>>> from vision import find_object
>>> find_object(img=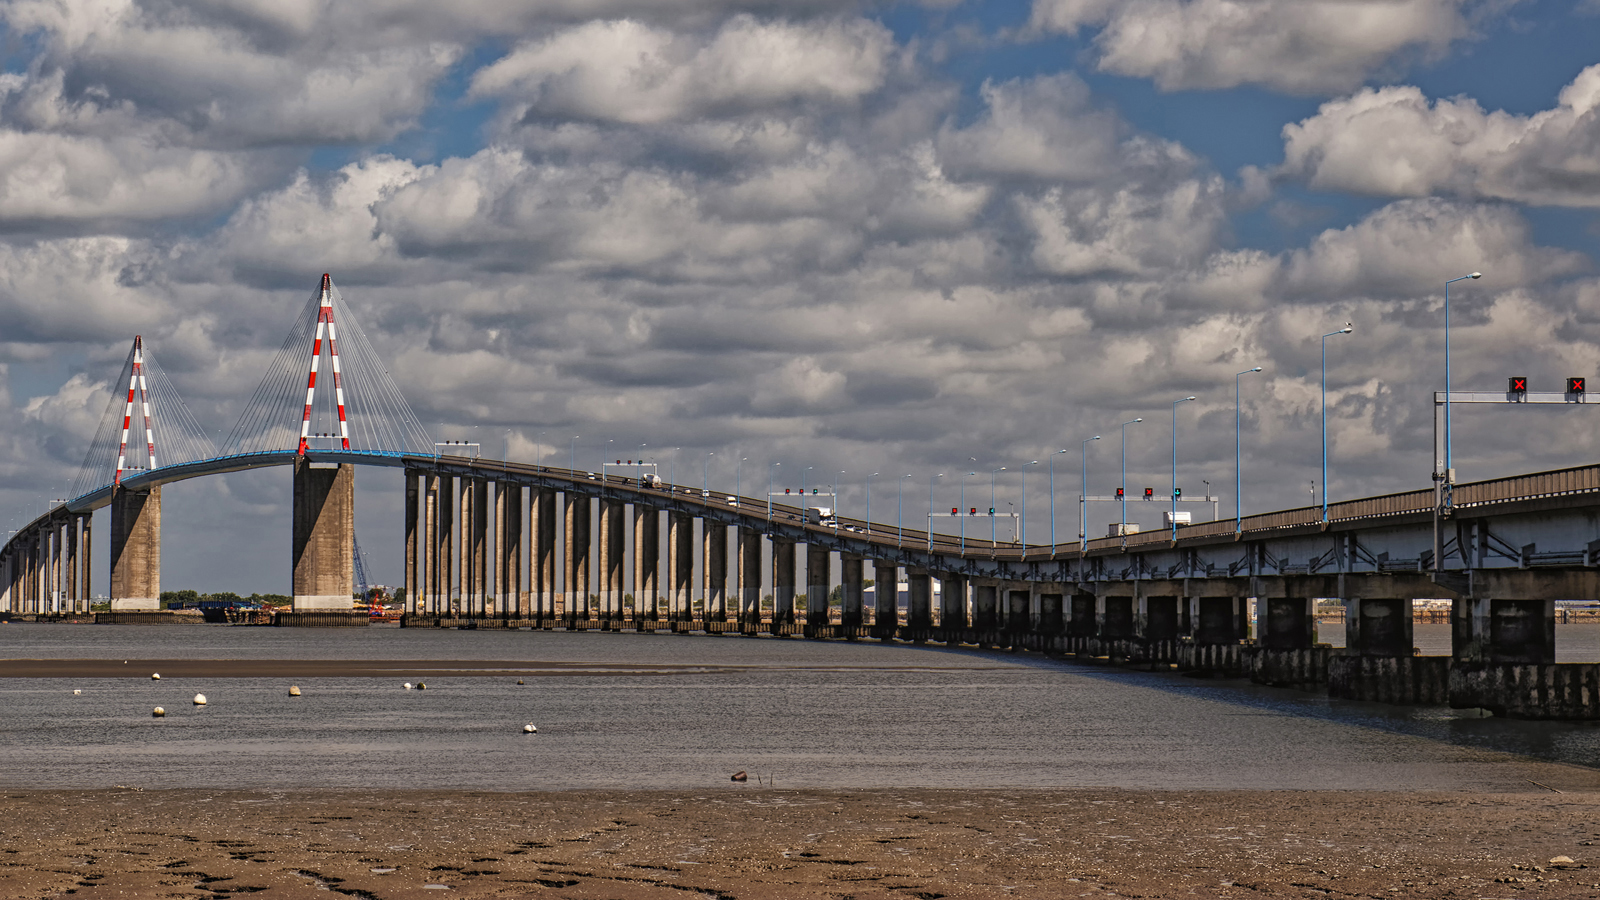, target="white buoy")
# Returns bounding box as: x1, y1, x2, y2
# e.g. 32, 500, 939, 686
523, 723, 537, 733
151, 673, 161, 680
72, 689, 82, 696
288, 685, 302, 696
193, 693, 207, 706
403, 682, 413, 690
152, 707, 166, 717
